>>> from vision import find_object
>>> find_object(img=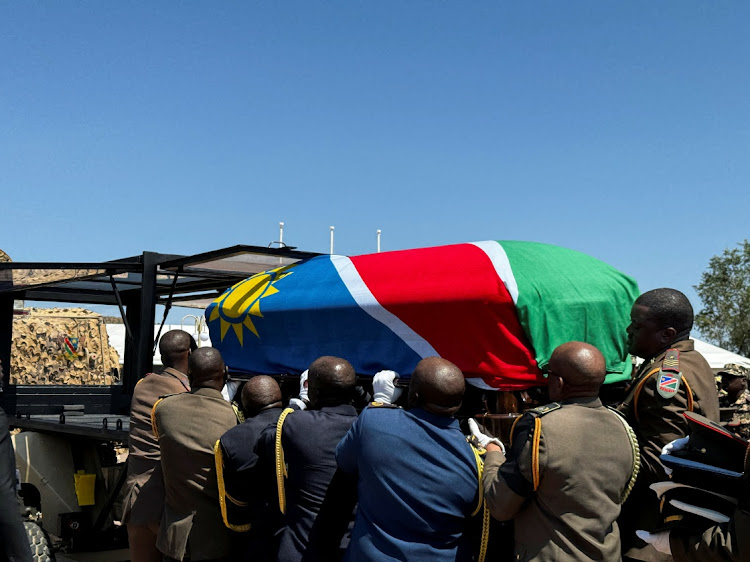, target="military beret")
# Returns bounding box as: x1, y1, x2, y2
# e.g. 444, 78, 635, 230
718, 363, 750, 379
